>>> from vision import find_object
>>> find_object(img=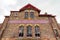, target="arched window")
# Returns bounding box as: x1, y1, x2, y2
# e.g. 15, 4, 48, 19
24, 12, 28, 19
54, 29, 59, 37
27, 25, 32, 37
30, 12, 34, 18
35, 25, 40, 37
19, 25, 24, 37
